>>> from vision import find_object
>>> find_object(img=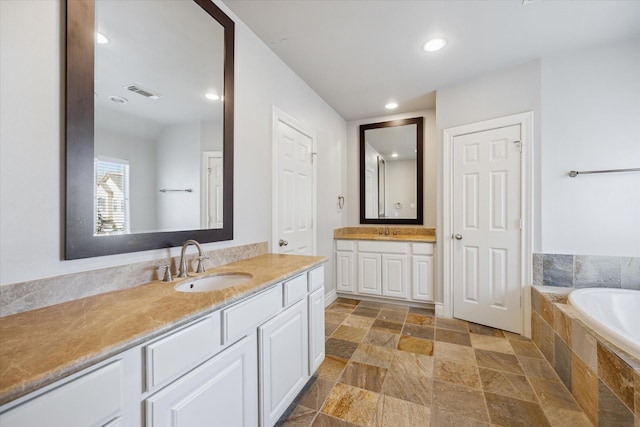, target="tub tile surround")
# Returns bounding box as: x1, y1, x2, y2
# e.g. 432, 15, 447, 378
0, 241, 268, 317
533, 253, 640, 289
531, 287, 640, 426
